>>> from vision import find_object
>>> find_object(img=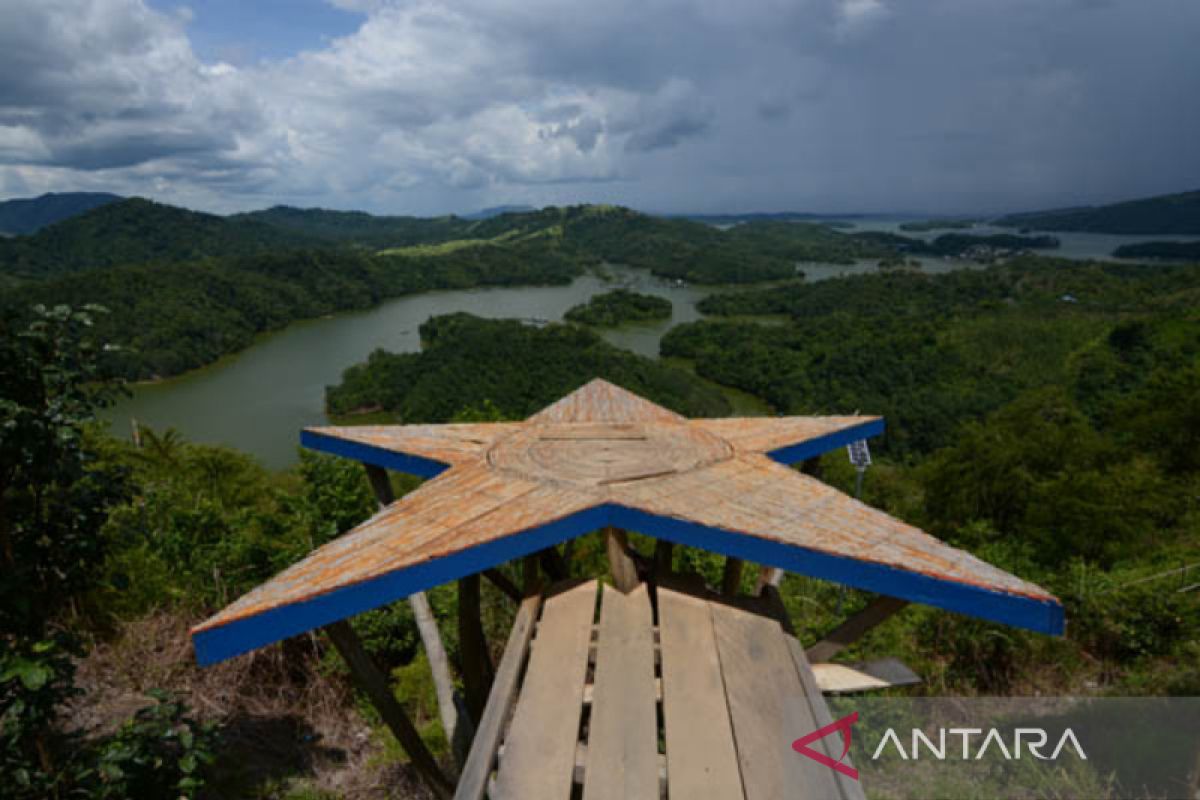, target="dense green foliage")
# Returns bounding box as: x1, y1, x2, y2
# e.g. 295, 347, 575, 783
671, 257, 1199, 457
0, 307, 219, 799
846, 230, 1059, 257
2, 201, 952, 383
0, 192, 122, 236
6, 246, 585, 379
564, 289, 672, 326
927, 232, 1059, 253
1113, 240, 1200, 260
996, 189, 1200, 234
0, 198, 321, 279
232, 205, 473, 249
327, 313, 730, 420
897, 219, 978, 232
